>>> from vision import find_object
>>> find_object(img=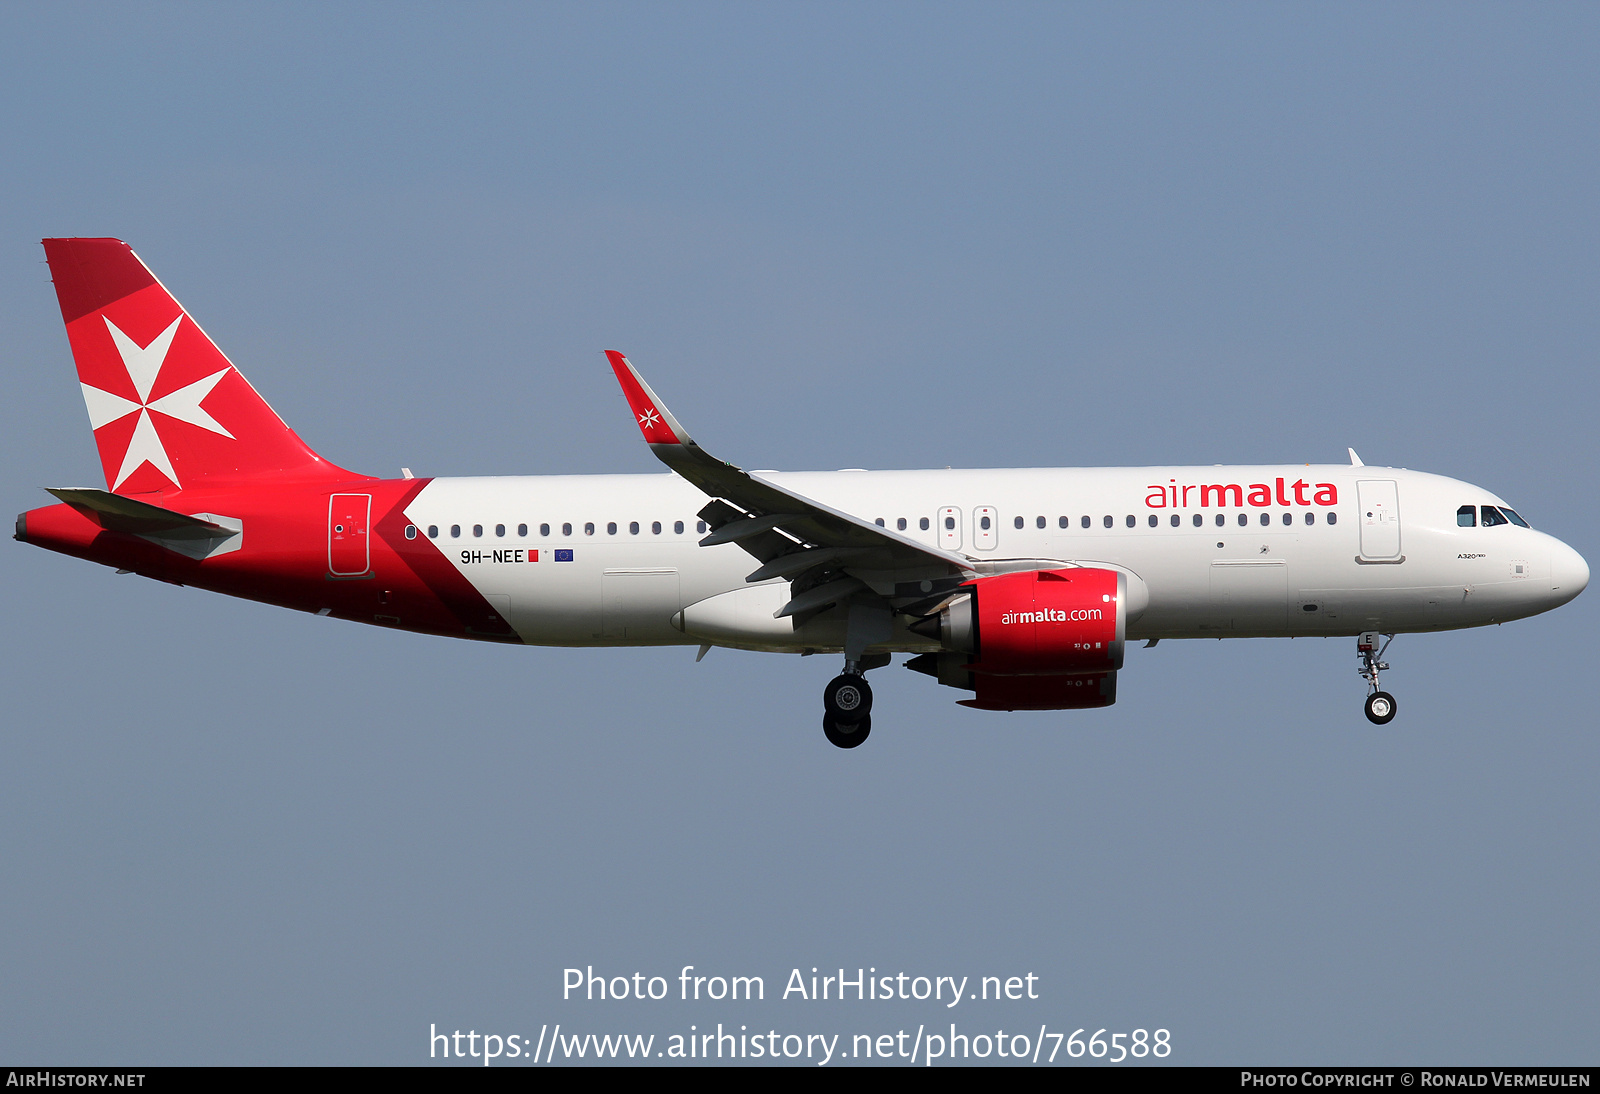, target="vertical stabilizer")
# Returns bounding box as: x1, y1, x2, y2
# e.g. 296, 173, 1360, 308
42, 238, 358, 494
